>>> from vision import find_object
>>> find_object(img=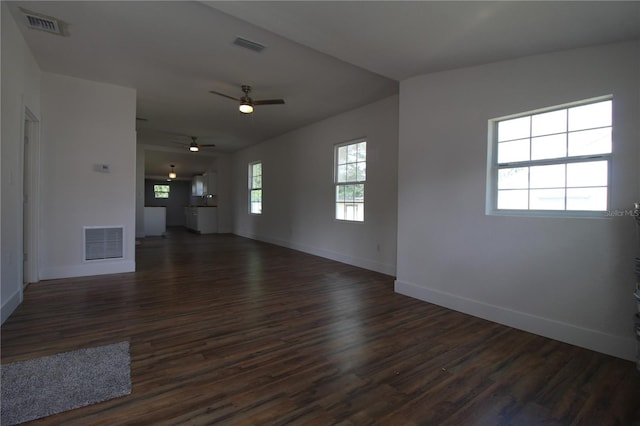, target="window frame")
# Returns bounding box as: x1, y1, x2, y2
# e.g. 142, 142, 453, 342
486, 96, 613, 218
154, 184, 170, 199
334, 139, 367, 223
248, 161, 262, 215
